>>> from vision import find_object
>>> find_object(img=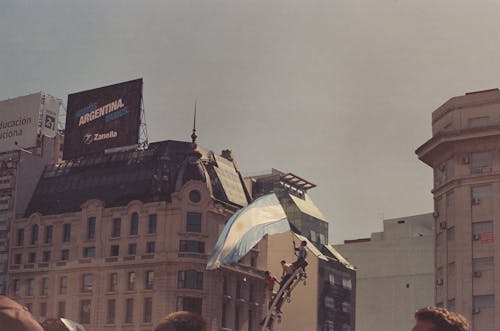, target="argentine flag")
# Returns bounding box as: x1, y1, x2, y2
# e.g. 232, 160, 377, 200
207, 193, 290, 270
